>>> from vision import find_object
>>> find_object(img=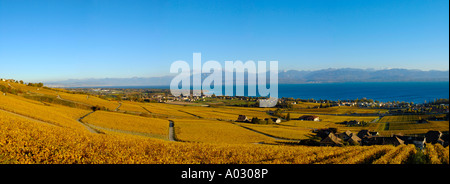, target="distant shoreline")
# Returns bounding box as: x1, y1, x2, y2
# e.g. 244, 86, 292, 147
61, 82, 449, 104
